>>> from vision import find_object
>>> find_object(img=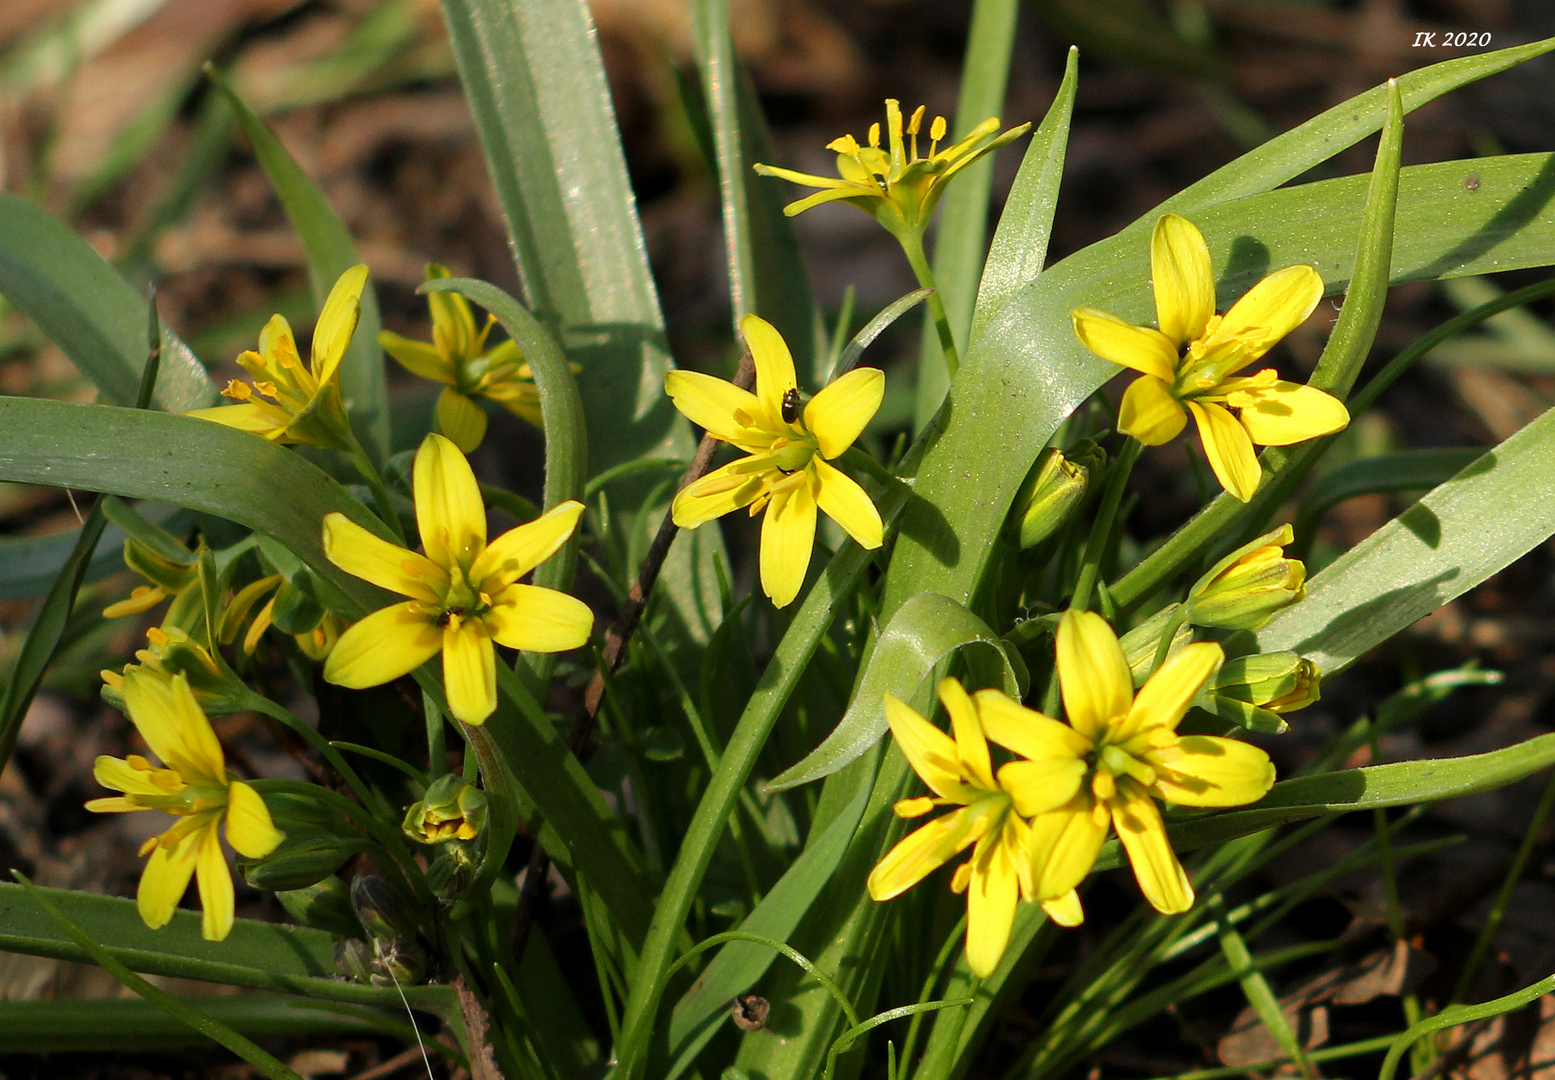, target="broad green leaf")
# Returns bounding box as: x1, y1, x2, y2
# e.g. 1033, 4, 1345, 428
663, 784, 872, 1079
0, 399, 651, 943
914, 0, 1023, 429
970, 45, 1079, 340
206, 67, 389, 463
1252, 402, 1555, 676
0, 881, 452, 1015
0, 194, 213, 411
688, 0, 816, 367
1292, 448, 1482, 553
0, 996, 391, 1052
436, 0, 723, 641
765, 592, 1023, 791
